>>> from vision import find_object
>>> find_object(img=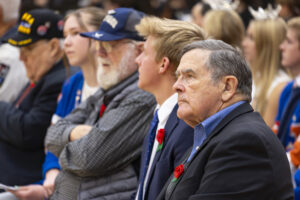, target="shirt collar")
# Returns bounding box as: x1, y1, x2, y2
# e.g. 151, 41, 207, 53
195, 101, 245, 139
156, 93, 177, 125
